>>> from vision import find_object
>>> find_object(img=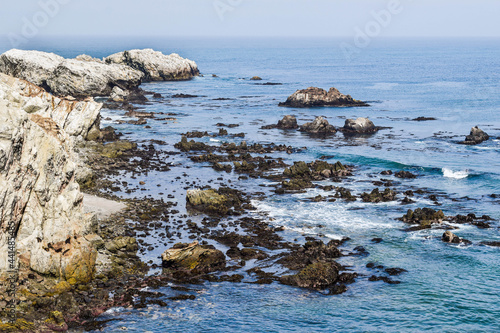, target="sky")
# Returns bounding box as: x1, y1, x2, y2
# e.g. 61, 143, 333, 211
1, 0, 500, 39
